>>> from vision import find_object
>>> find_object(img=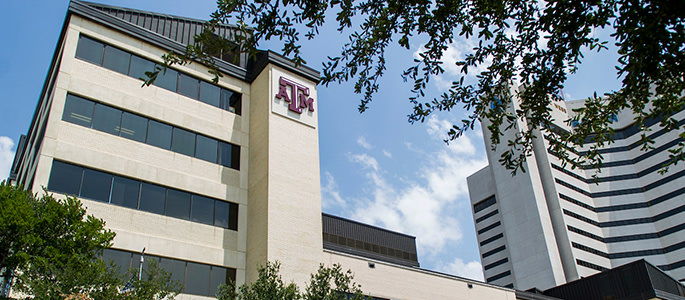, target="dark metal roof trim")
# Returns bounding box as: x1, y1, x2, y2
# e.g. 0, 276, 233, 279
247, 50, 320, 84
323, 243, 419, 267
322, 212, 417, 239
69, 1, 320, 84
69, 0, 248, 80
